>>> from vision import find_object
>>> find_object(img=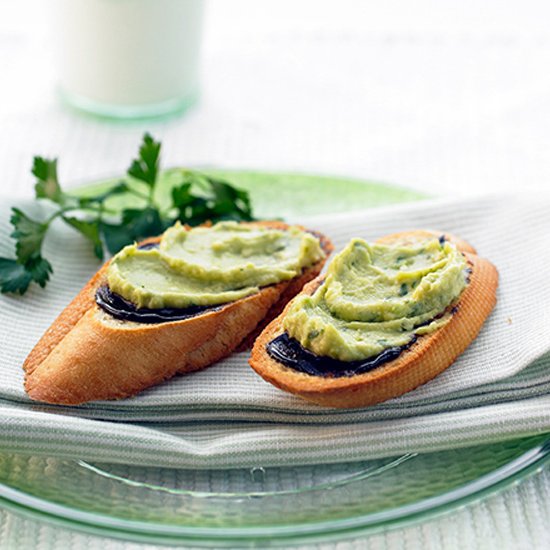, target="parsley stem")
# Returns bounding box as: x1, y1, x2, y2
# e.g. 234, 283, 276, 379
80, 205, 118, 216
45, 209, 68, 225
126, 186, 150, 202
45, 205, 115, 226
